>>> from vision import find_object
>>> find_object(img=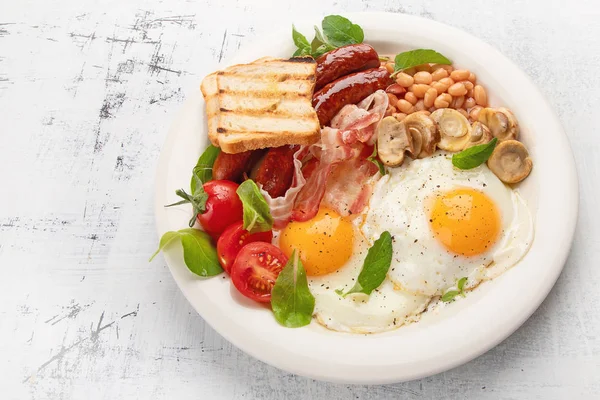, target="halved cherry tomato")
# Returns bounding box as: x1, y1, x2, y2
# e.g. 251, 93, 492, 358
230, 242, 288, 303
217, 222, 273, 274
197, 180, 243, 237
